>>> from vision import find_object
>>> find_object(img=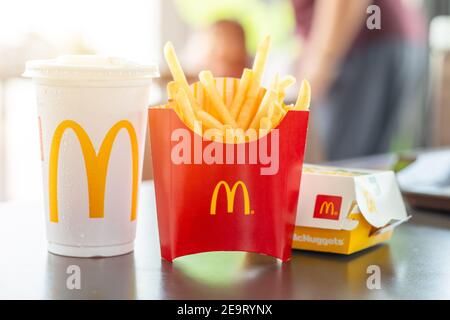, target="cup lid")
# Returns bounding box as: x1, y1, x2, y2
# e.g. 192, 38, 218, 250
23, 55, 159, 81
